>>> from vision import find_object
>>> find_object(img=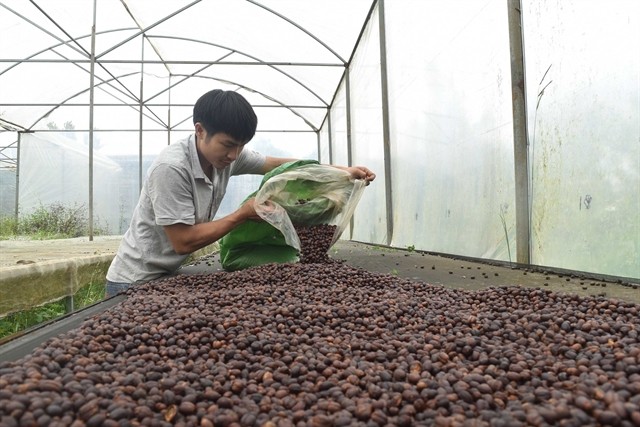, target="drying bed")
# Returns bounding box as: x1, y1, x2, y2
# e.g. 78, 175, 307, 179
1, 257, 639, 426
